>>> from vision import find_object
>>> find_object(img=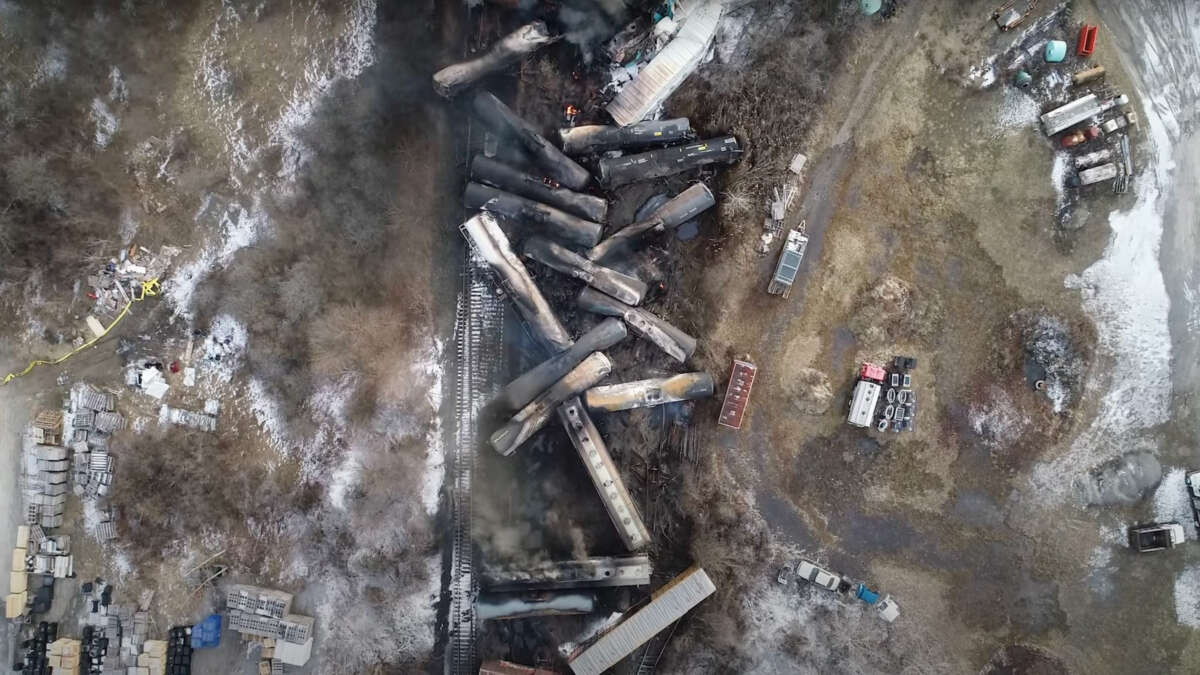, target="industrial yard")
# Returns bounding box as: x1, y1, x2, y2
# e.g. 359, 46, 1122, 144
1, 0, 1199, 674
